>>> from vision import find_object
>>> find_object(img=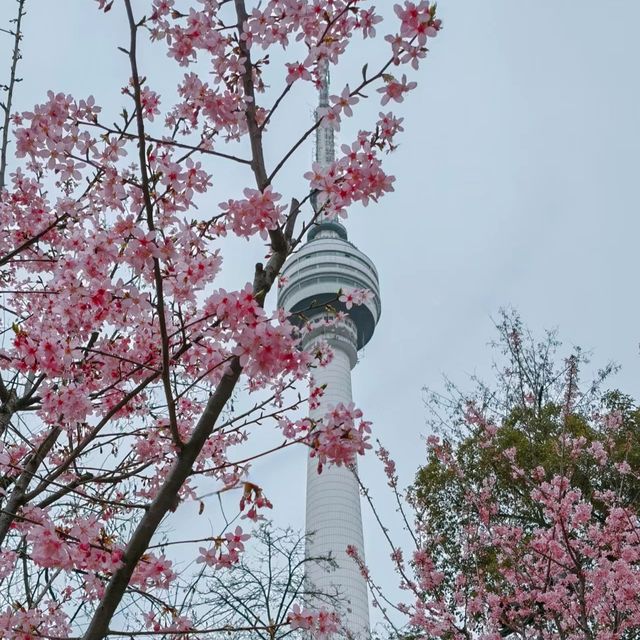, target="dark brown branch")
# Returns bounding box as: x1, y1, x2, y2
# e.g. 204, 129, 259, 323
122, 0, 183, 451
79, 121, 252, 166
259, 81, 294, 133
0, 425, 60, 548
81, 354, 243, 640
0, 0, 26, 191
